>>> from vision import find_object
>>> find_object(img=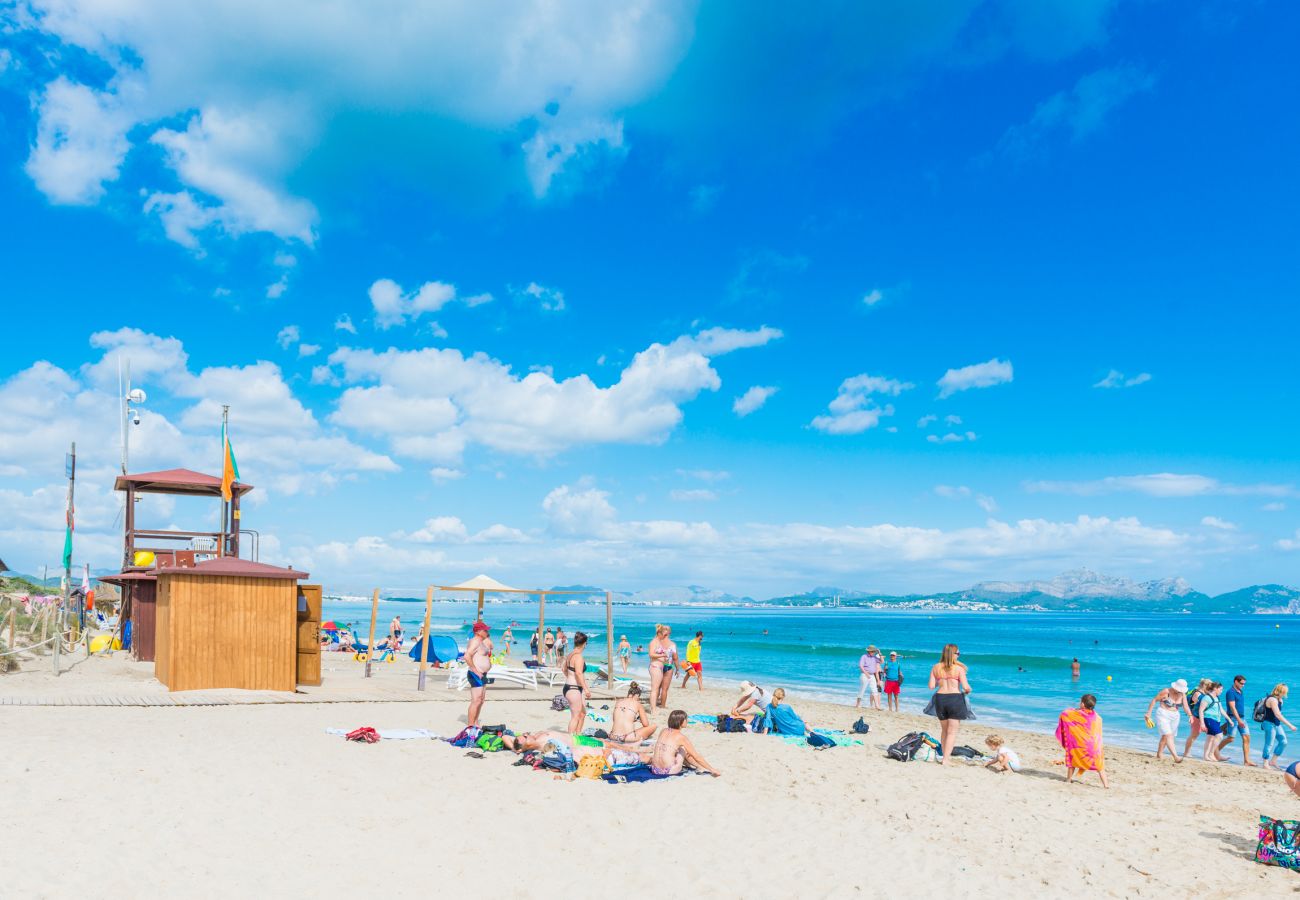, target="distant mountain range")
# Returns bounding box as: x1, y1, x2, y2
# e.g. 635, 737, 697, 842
769, 568, 1300, 613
